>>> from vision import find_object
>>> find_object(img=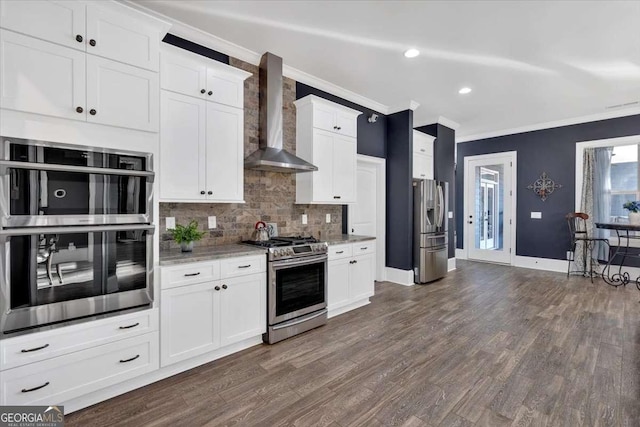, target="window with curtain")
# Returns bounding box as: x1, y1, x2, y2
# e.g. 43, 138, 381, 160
610, 144, 638, 220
